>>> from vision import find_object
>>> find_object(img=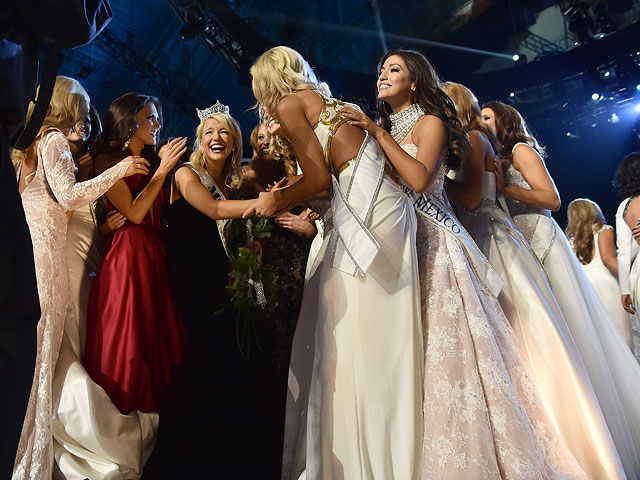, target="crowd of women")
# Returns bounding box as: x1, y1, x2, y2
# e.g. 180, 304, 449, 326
8, 44, 640, 479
